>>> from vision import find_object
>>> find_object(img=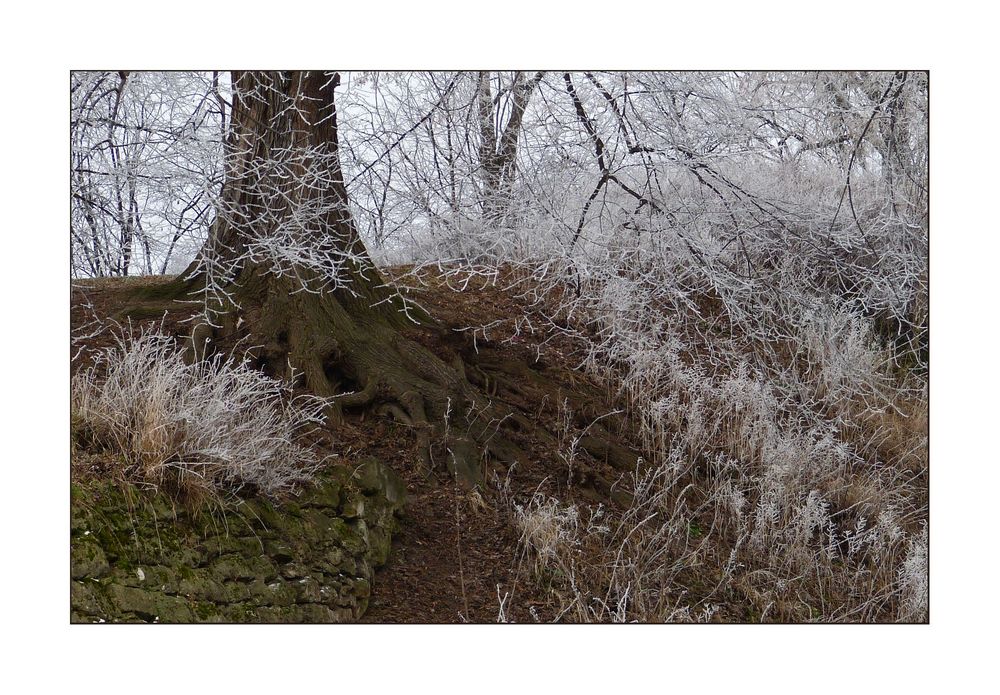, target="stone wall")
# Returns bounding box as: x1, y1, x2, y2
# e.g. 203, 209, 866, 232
70, 458, 405, 623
